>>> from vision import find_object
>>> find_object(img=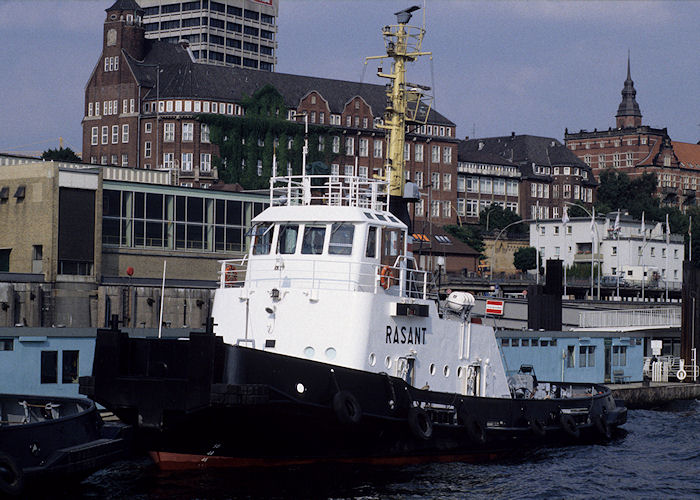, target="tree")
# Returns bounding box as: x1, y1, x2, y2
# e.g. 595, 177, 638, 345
41, 147, 81, 162
479, 206, 524, 235
513, 247, 537, 273
443, 224, 484, 254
